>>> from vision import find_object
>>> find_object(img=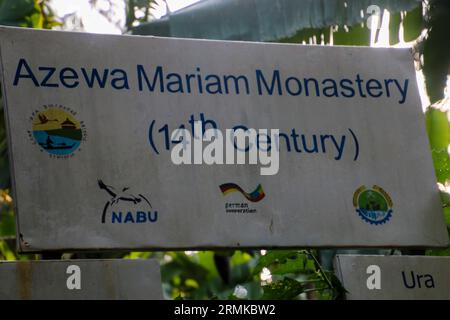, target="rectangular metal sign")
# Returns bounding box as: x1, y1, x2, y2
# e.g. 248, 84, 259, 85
0, 259, 163, 299
0, 27, 447, 251
334, 255, 450, 300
